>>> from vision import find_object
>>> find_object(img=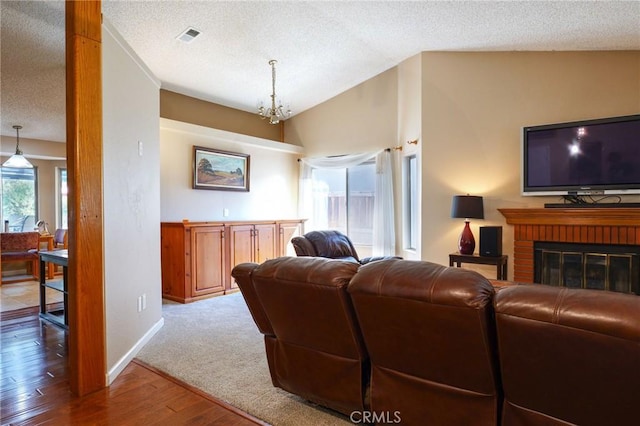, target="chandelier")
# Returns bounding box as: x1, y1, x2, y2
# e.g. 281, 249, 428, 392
3, 125, 33, 168
257, 60, 291, 125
